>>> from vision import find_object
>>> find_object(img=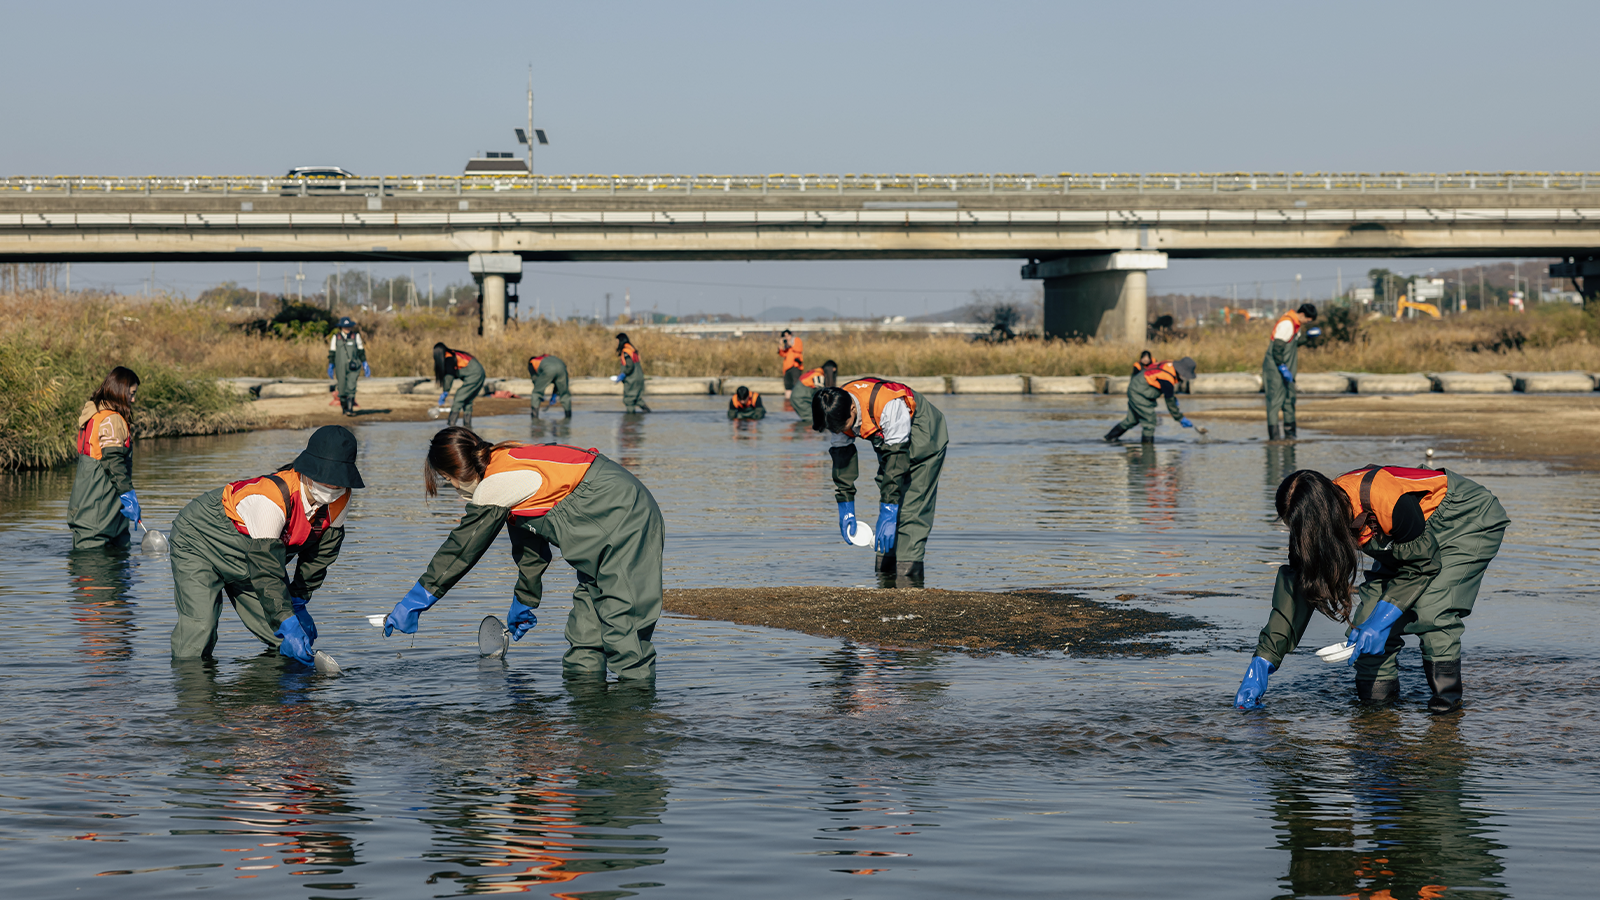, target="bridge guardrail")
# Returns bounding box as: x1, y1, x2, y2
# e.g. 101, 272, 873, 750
5, 172, 1600, 197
